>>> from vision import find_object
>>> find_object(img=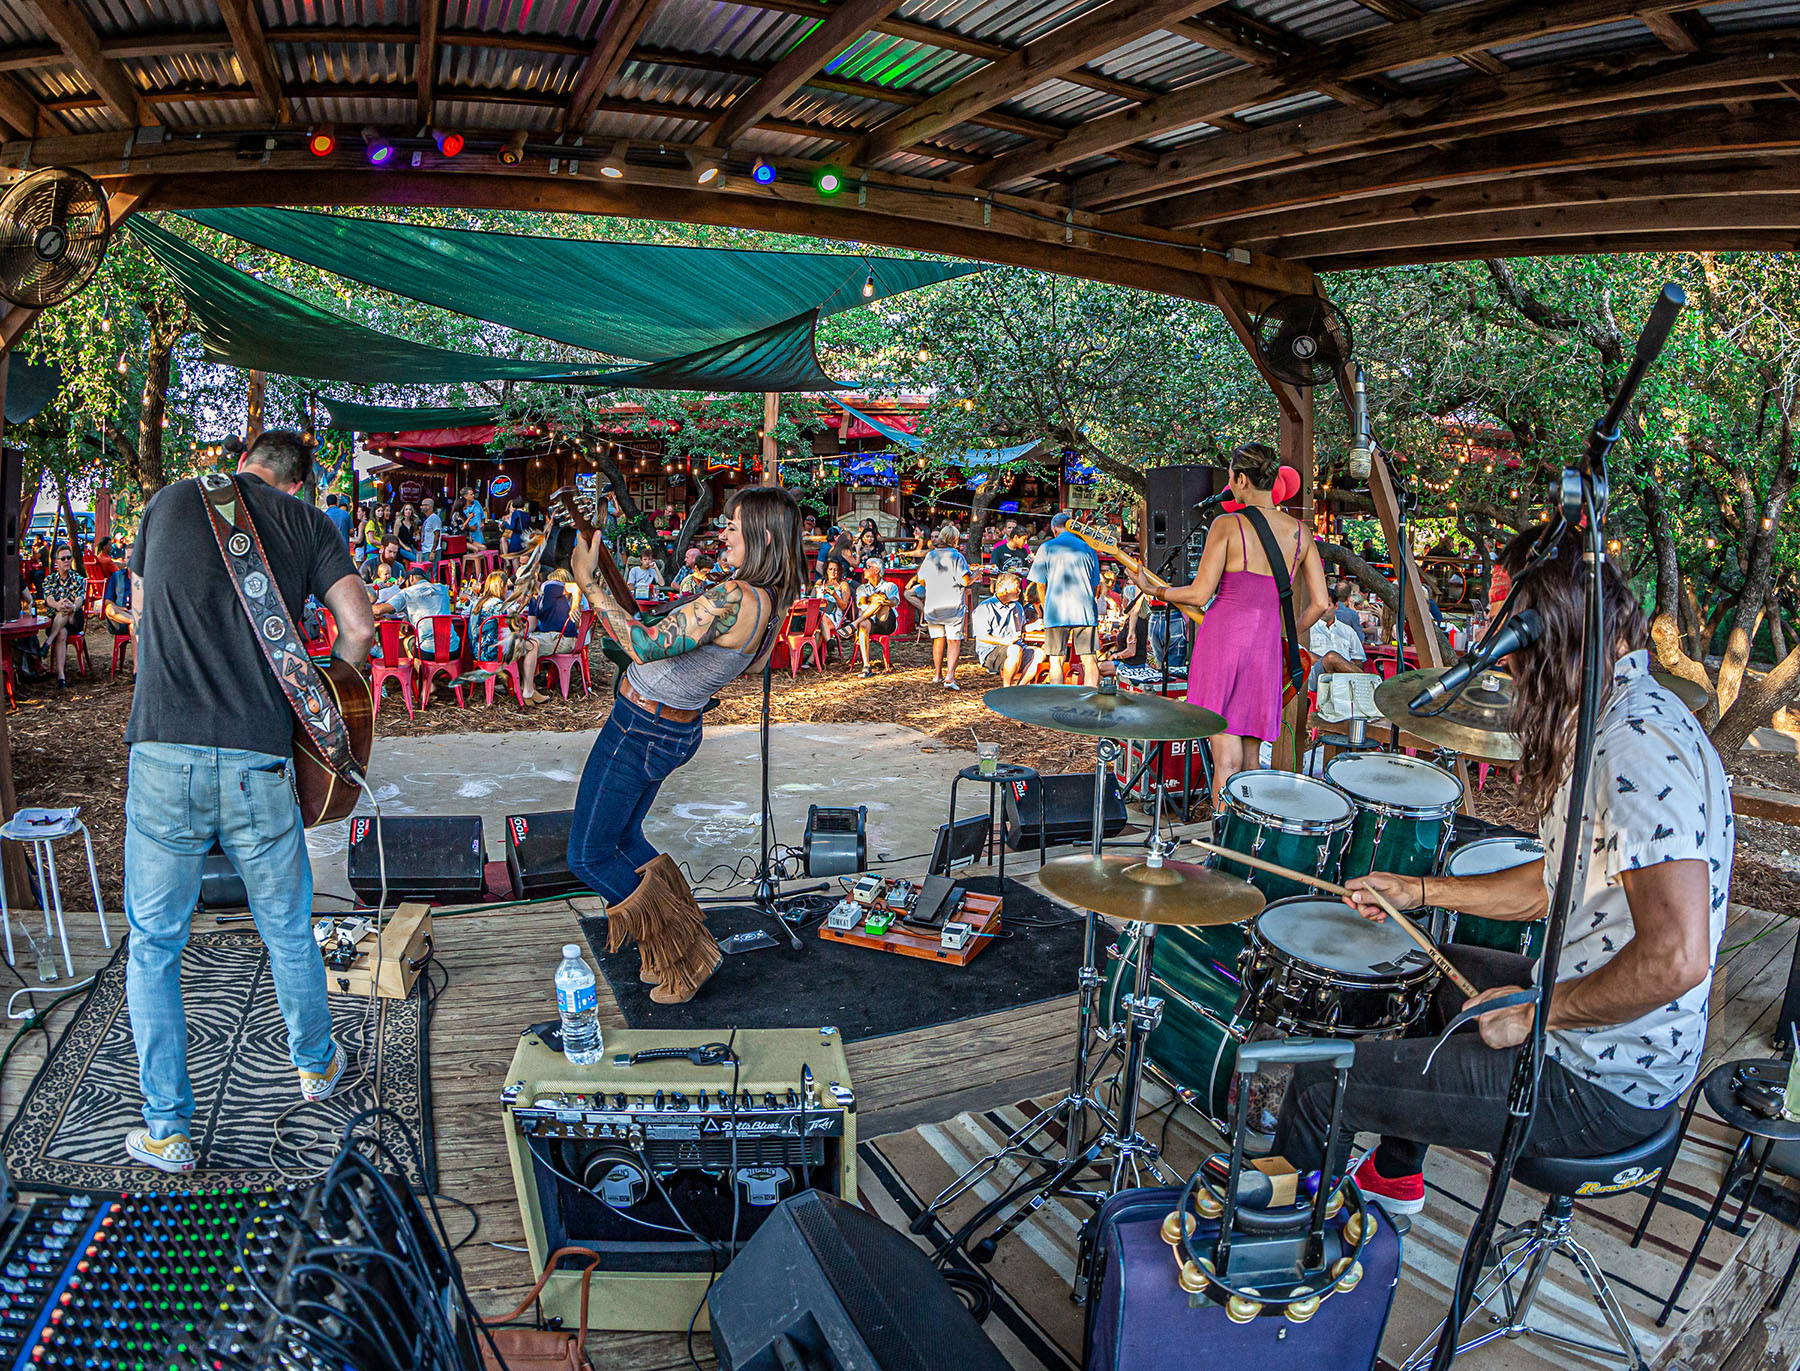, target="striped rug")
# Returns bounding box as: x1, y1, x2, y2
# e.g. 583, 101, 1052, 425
858, 1097, 1766, 1371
